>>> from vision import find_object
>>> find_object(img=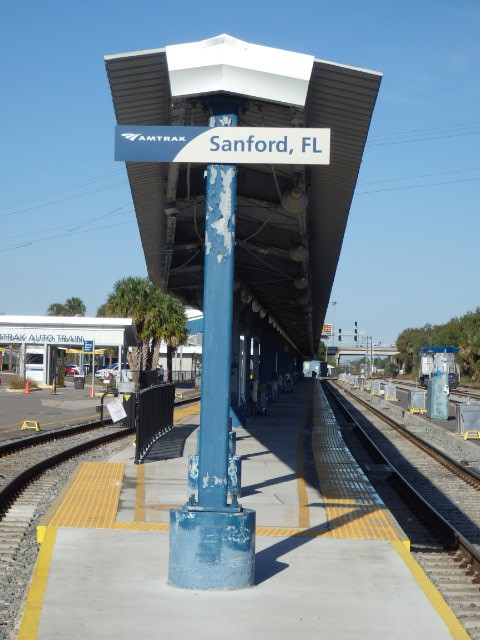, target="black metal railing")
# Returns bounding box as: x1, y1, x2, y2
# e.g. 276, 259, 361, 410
135, 383, 175, 464
139, 369, 161, 389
